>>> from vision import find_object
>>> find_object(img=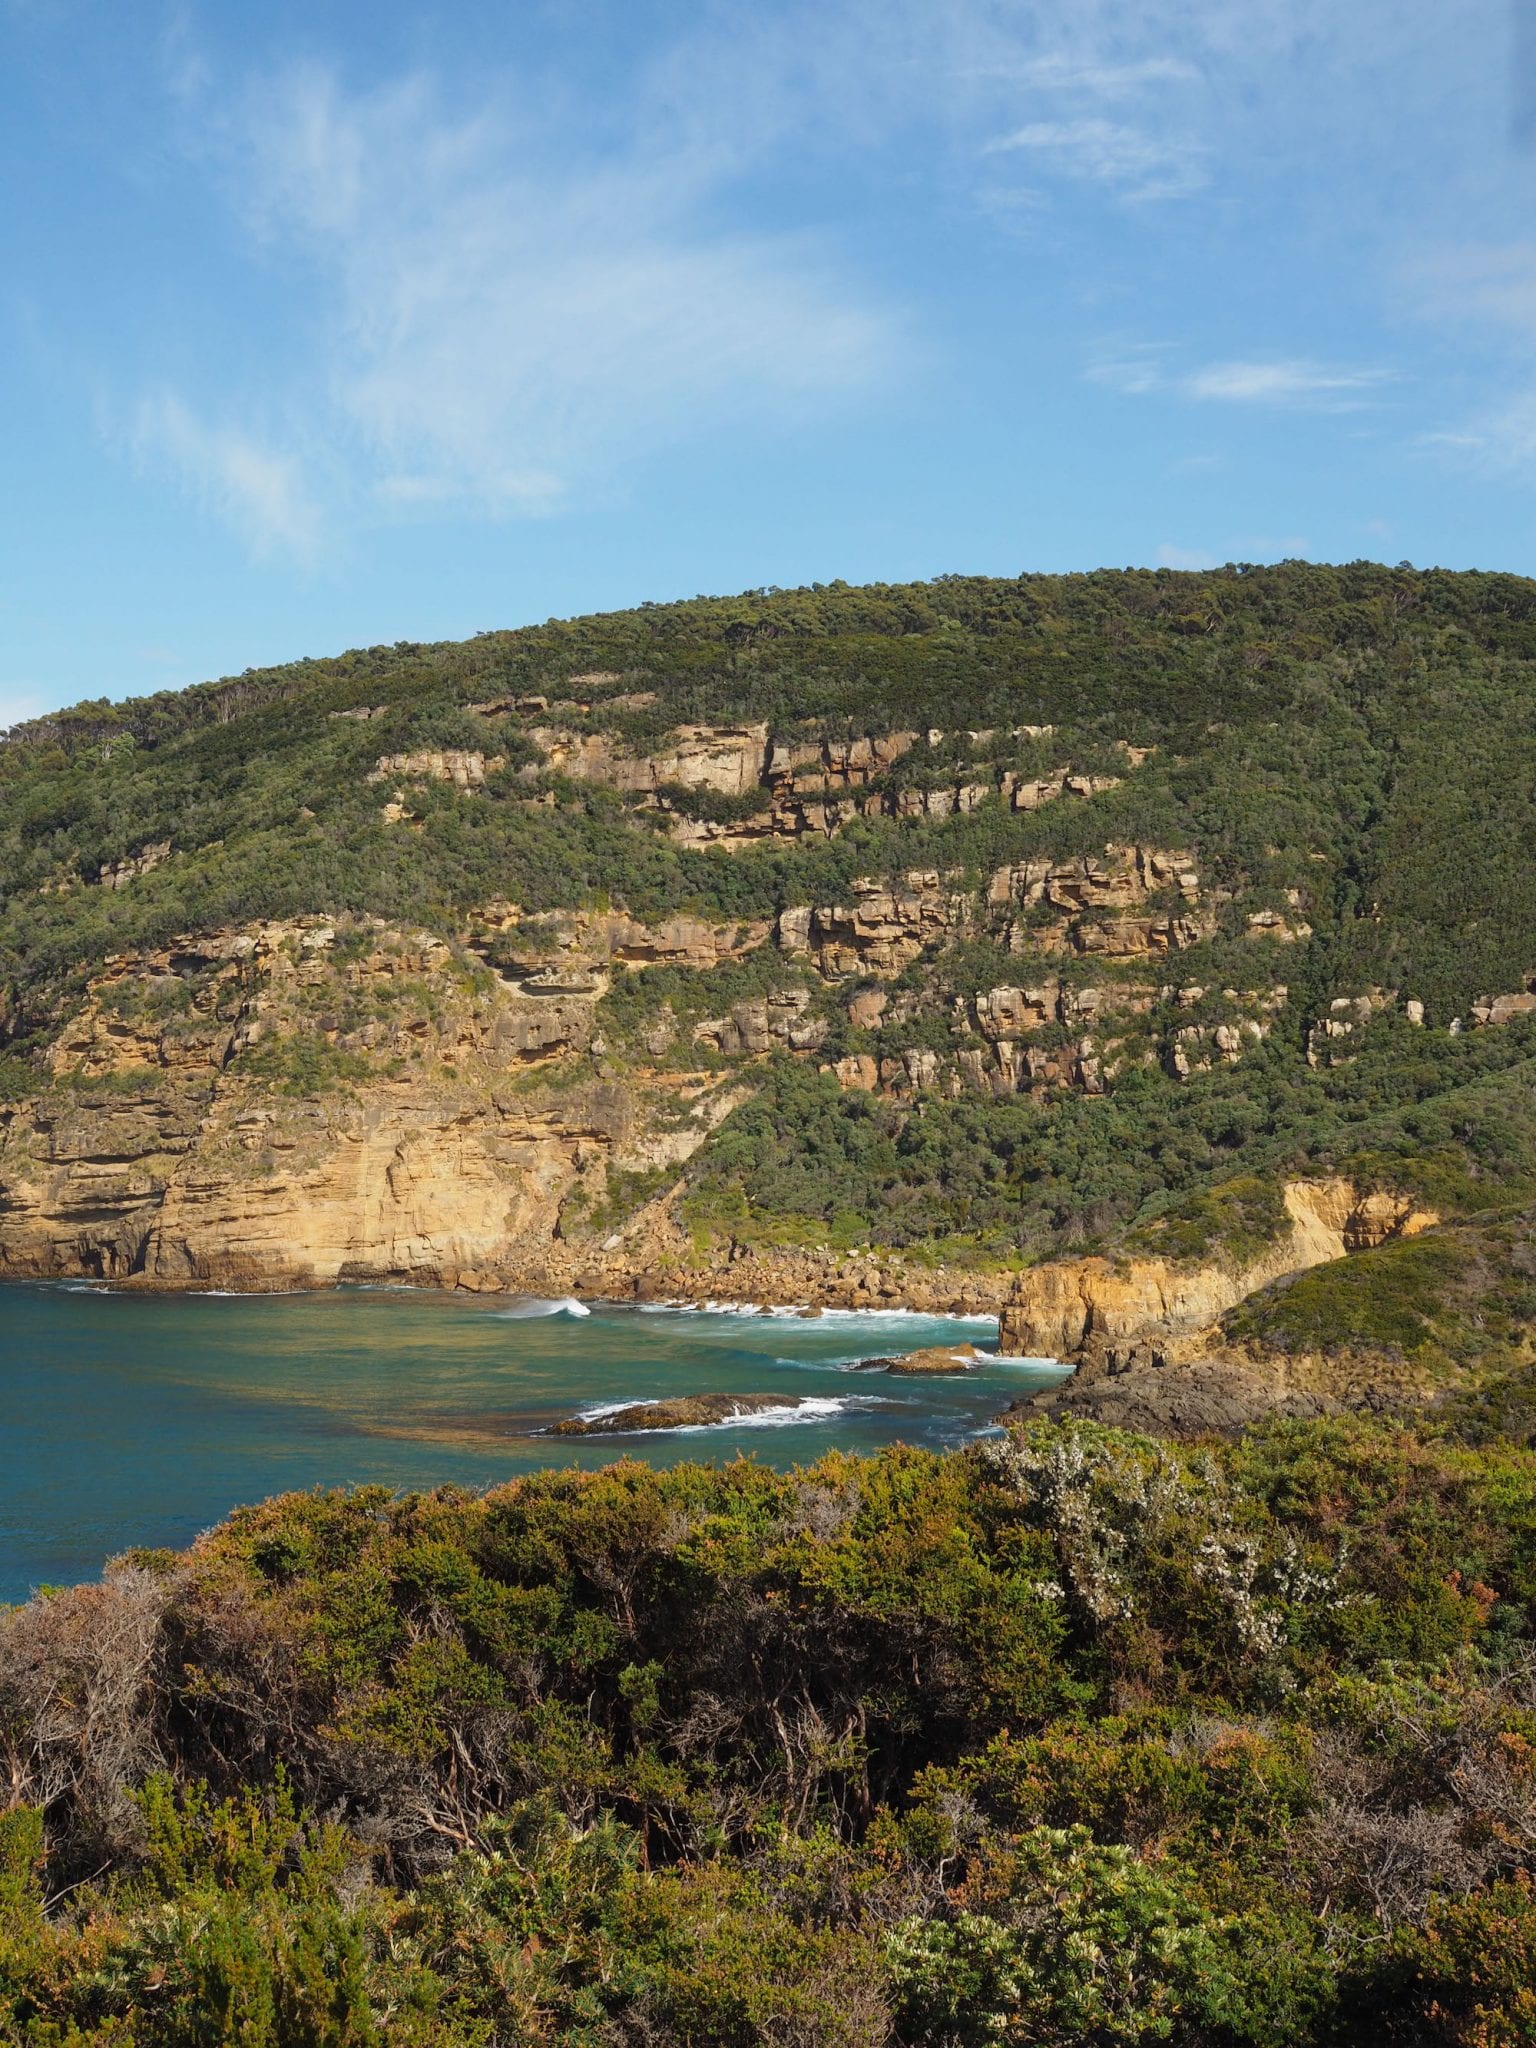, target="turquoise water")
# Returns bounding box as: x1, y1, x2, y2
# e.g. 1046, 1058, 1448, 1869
1, 1283, 1066, 1601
